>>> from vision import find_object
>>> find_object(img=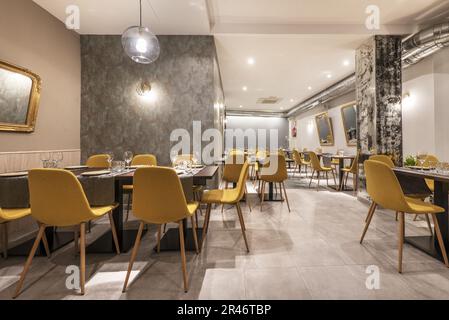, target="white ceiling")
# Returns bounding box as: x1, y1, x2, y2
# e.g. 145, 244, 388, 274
33, 0, 448, 112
